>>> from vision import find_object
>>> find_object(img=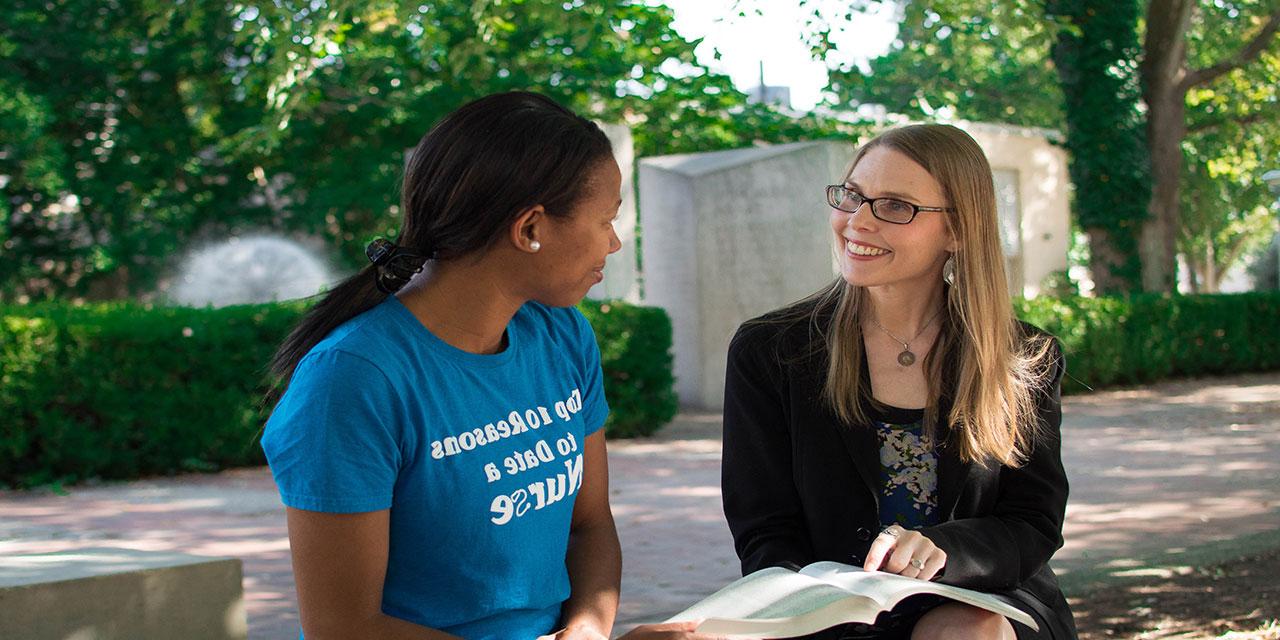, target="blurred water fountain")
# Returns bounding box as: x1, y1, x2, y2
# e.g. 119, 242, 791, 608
169, 234, 336, 307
